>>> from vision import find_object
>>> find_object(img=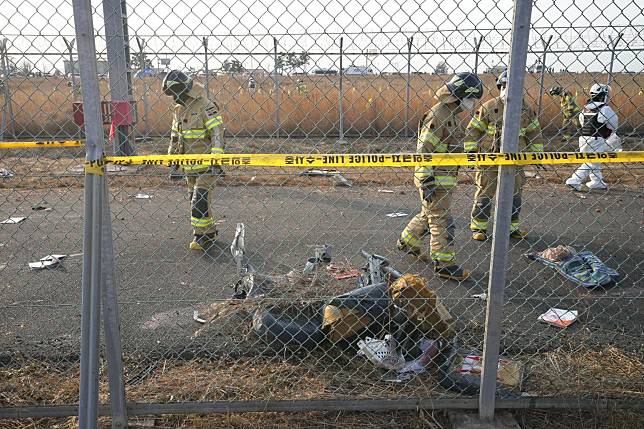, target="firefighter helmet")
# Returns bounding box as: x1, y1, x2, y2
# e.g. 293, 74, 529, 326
496, 70, 508, 89
445, 72, 483, 100
548, 86, 563, 96
589, 83, 610, 103
162, 70, 193, 98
